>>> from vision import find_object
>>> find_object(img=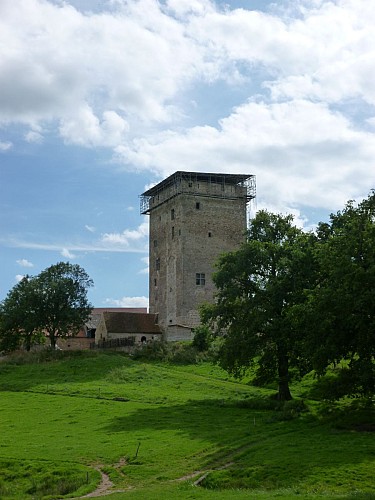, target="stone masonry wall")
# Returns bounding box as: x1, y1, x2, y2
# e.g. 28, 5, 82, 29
149, 177, 247, 339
